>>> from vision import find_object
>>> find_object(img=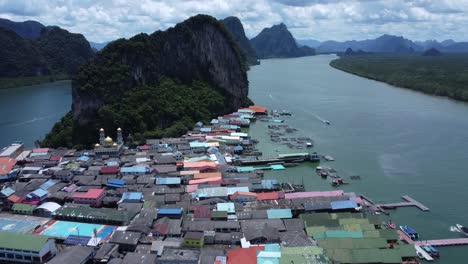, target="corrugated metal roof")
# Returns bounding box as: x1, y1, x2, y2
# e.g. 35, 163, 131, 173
331, 200, 357, 210
267, 209, 293, 219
